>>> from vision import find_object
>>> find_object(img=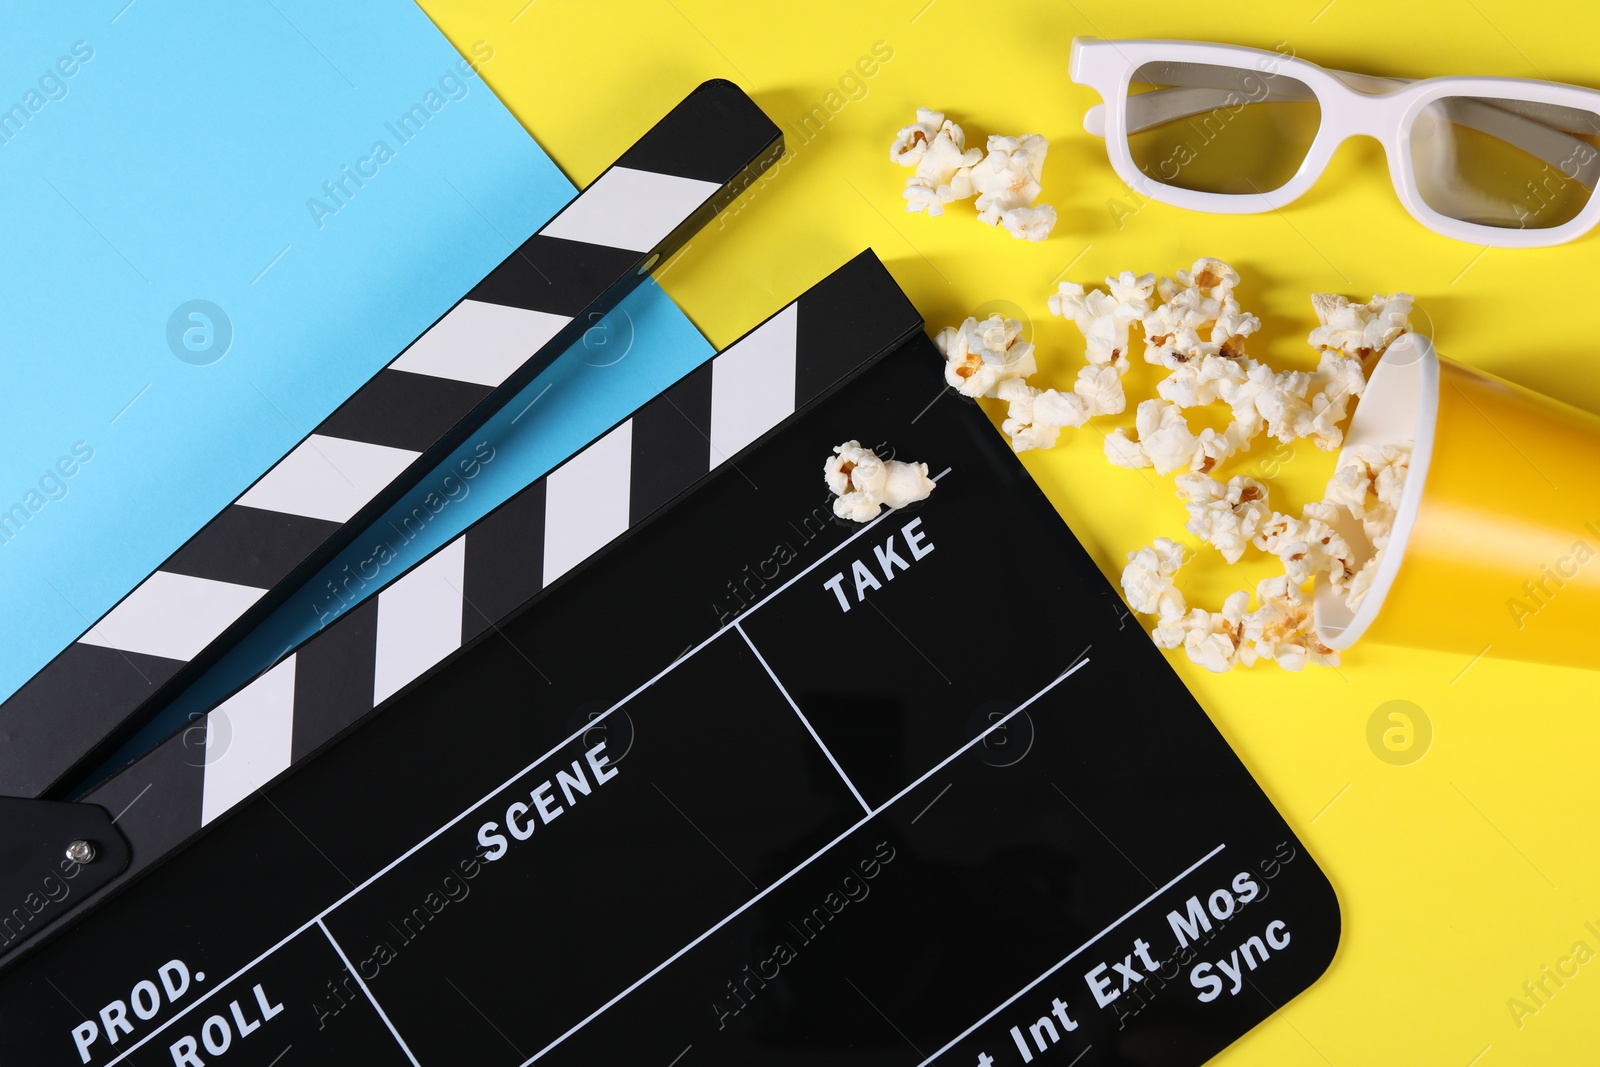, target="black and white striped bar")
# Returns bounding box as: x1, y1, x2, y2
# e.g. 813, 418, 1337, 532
6, 252, 921, 967
0, 79, 783, 801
